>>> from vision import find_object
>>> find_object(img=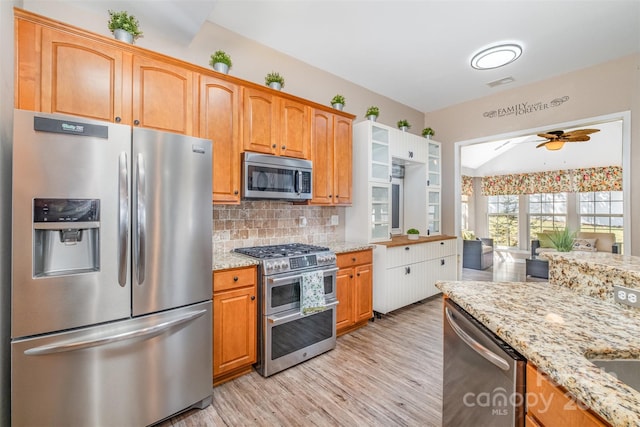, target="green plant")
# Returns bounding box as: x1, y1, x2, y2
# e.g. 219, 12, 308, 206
549, 227, 576, 252
397, 119, 411, 129
107, 10, 143, 40
209, 50, 232, 68
422, 127, 435, 137
407, 228, 420, 235
365, 106, 379, 117
265, 71, 285, 87
331, 94, 346, 105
